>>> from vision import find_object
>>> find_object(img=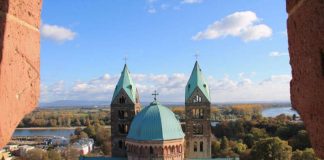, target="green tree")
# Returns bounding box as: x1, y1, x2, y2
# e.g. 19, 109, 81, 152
289, 130, 311, 150
250, 137, 292, 160
220, 136, 229, 151
211, 140, 221, 156
292, 148, 319, 160
233, 142, 247, 154
243, 133, 255, 148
